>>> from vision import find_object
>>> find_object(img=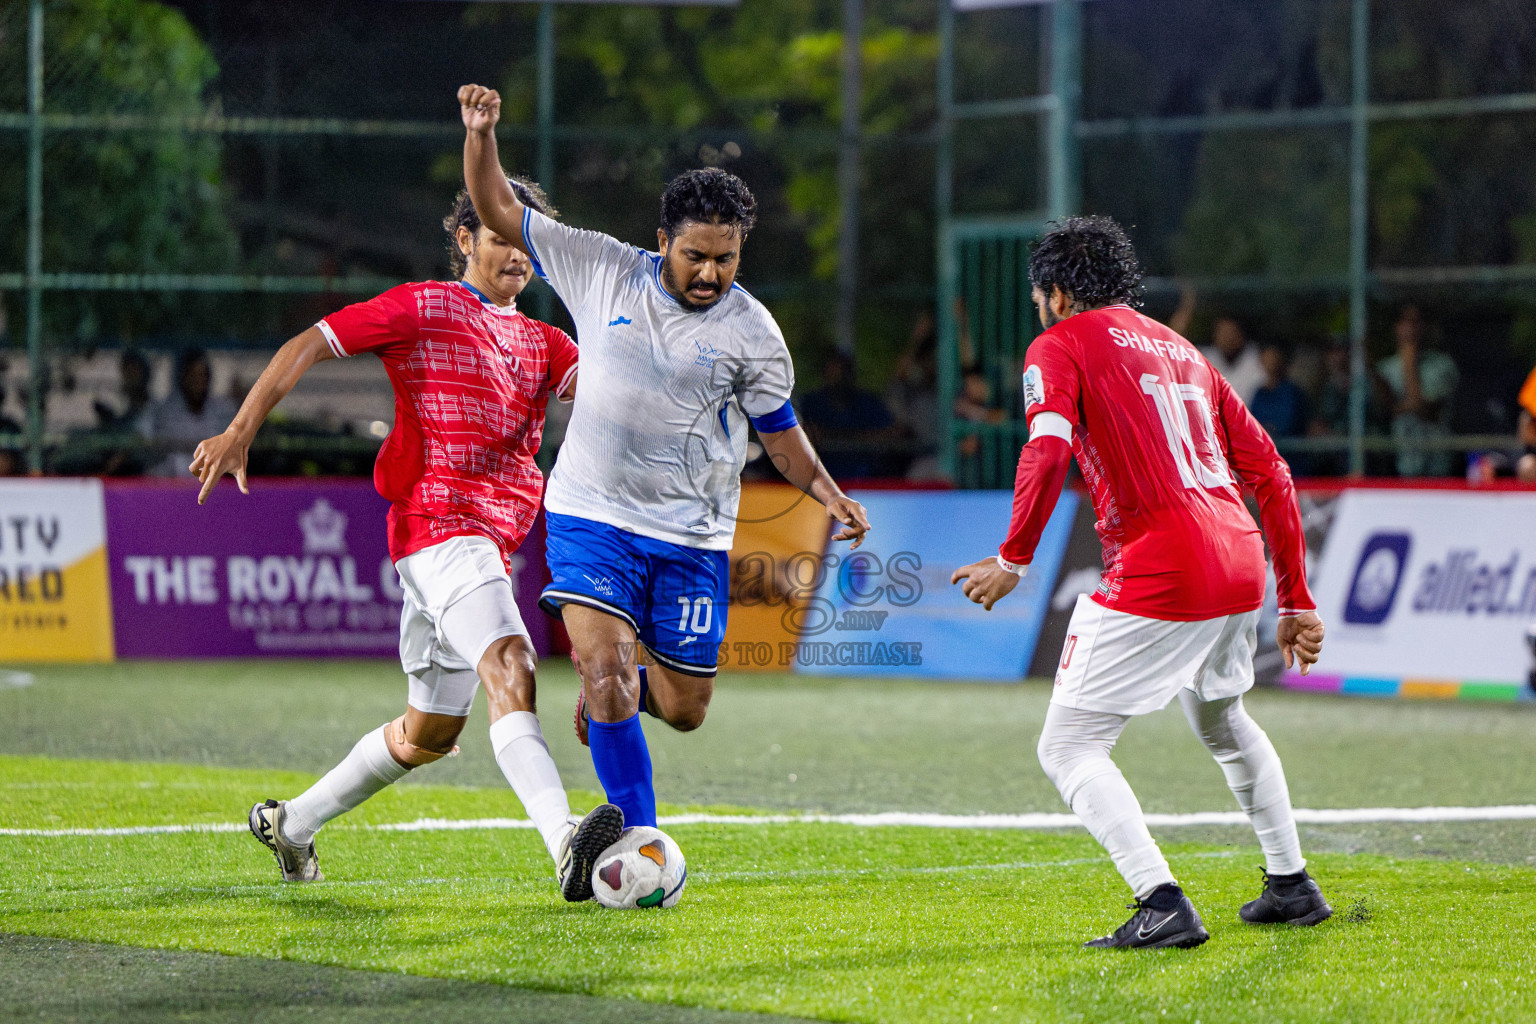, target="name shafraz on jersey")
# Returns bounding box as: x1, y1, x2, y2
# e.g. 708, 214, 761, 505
523, 207, 797, 551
